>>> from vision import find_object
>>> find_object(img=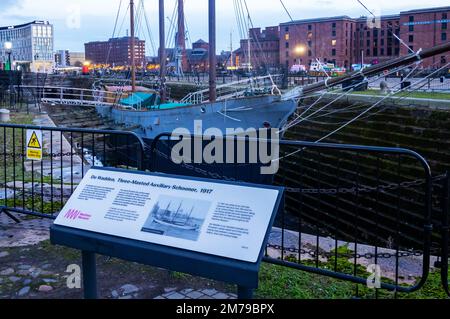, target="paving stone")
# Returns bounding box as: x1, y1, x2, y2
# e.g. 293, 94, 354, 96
0, 268, 15, 276
38, 285, 53, 292
164, 287, 177, 293
198, 296, 214, 299
42, 278, 58, 284
180, 288, 194, 295
229, 293, 238, 299
212, 292, 230, 299
0, 251, 9, 258
154, 296, 166, 299
118, 295, 132, 299
120, 284, 139, 295
41, 264, 52, 269
18, 265, 32, 270
166, 292, 185, 300
8, 276, 21, 283
186, 291, 204, 299
18, 286, 30, 297
111, 290, 119, 298
23, 279, 32, 285
17, 270, 29, 276
202, 289, 218, 296
30, 269, 42, 278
